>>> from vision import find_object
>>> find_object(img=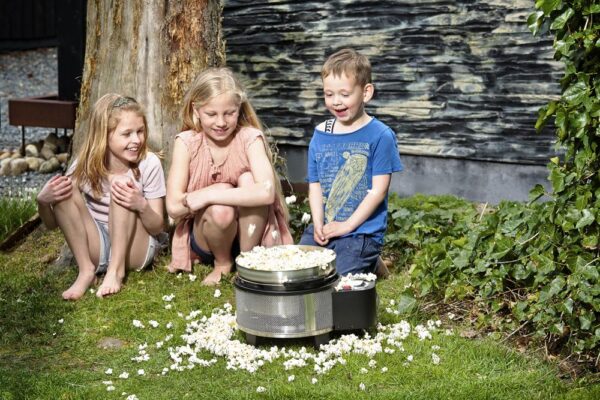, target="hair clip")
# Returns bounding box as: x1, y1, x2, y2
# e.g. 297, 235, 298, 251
113, 96, 136, 108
